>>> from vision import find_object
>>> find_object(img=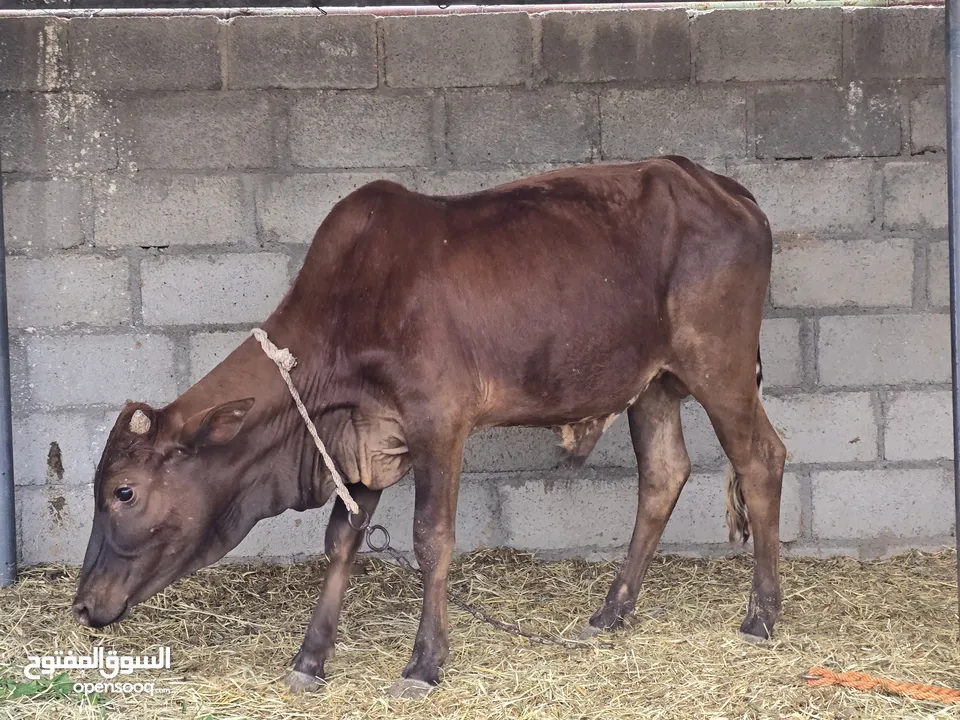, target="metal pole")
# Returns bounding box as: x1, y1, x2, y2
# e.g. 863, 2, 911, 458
947, 0, 960, 631
0, 157, 16, 587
